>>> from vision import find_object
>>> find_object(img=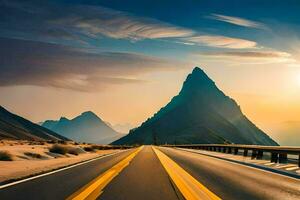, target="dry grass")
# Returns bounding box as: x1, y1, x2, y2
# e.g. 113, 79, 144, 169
49, 144, 69, 155
0, 151, 13, 161
83, 146, 94, 152
49, 144, 85, 155
24, 152, 44, 159
68, 147, 85, 156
